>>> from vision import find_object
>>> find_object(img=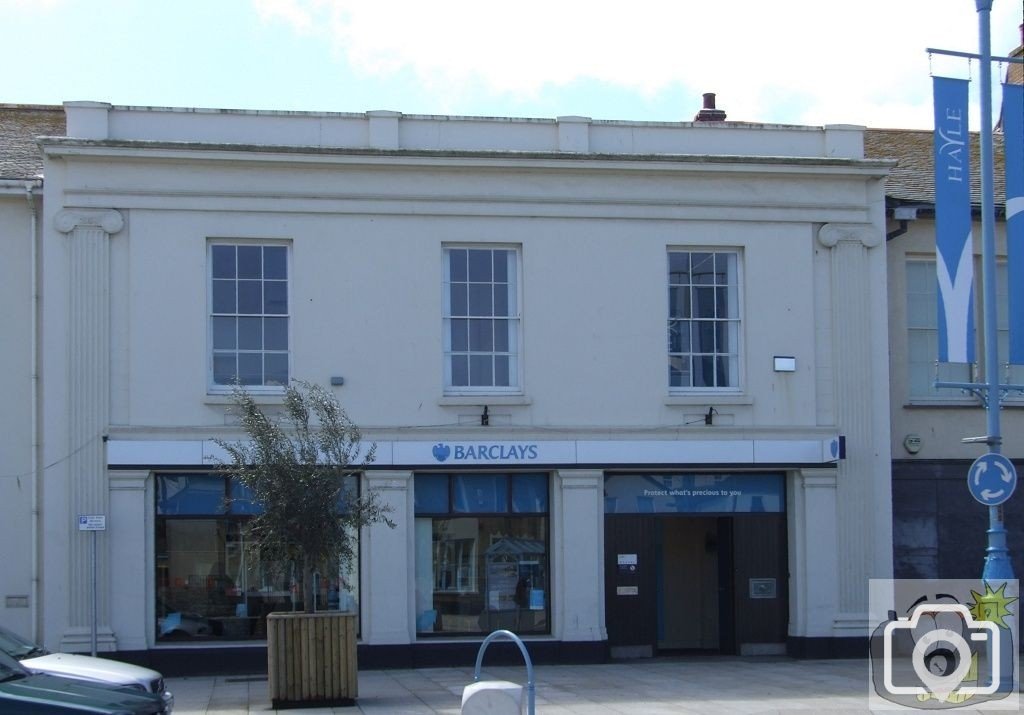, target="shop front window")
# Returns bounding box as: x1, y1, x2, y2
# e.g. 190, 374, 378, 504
414, 473, 549, 636
155, 474, 358, 642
